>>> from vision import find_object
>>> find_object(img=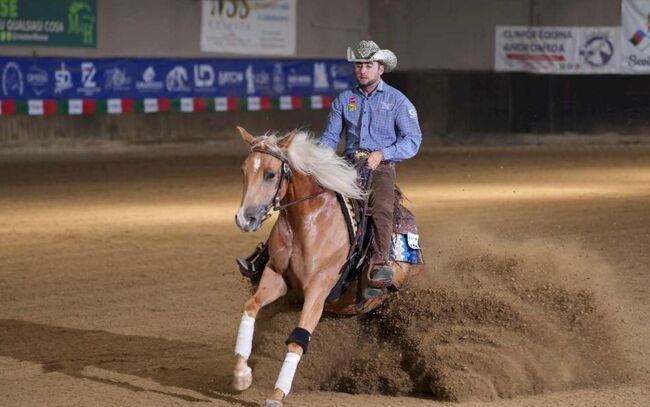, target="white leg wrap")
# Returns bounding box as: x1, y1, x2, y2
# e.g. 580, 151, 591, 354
234, 311, 255, 360
274, 352, 301, 397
